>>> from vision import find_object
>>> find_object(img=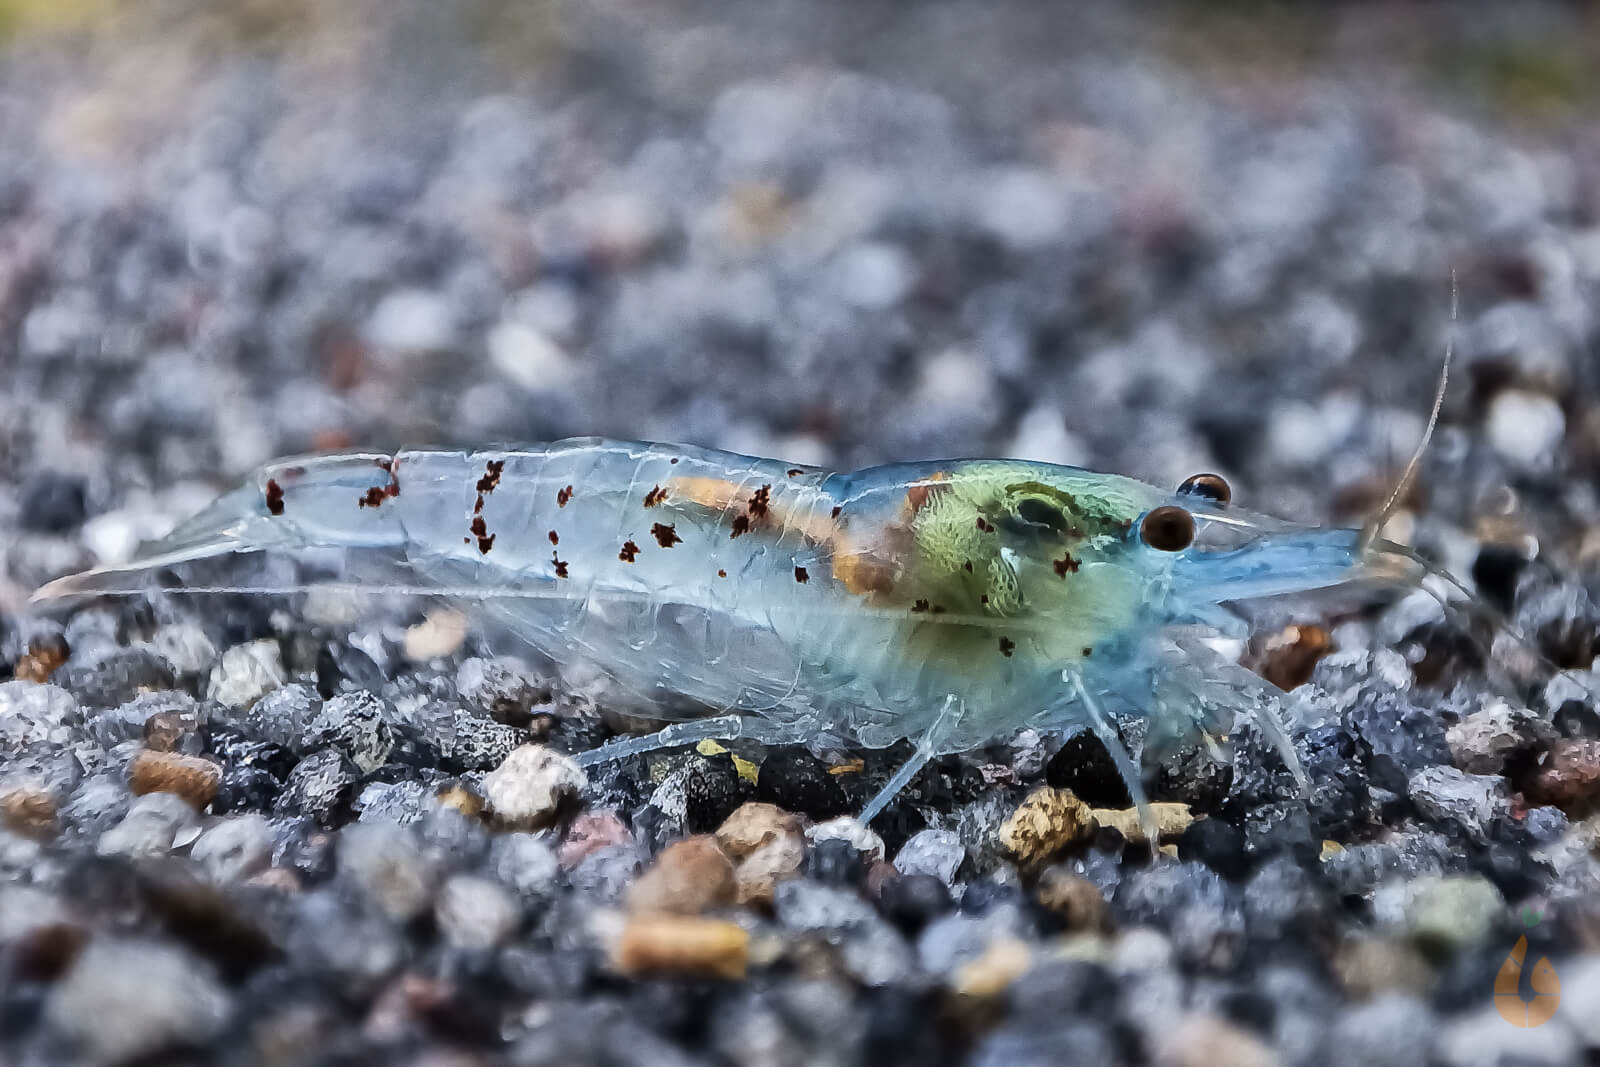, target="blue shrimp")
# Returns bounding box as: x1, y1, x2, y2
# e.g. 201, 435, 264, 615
32, 438, 1450, 832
